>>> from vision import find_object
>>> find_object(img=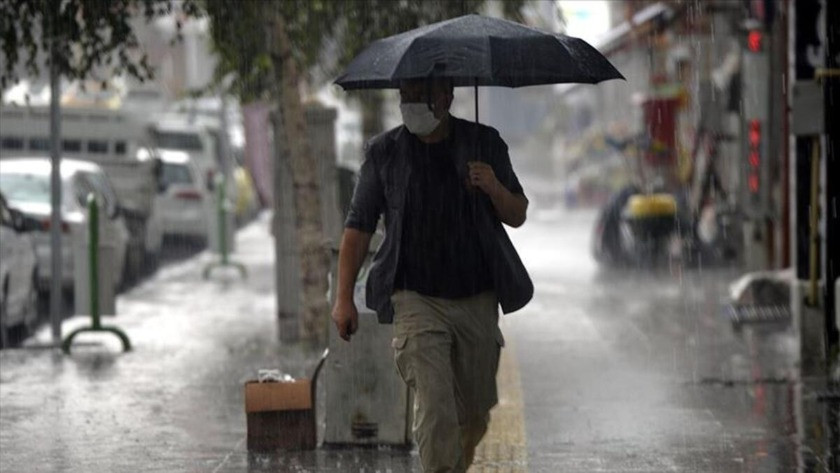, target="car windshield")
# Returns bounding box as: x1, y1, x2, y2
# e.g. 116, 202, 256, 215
153, 131, 203, 151
0, 172, 51, 204
161, 162, 193, 186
